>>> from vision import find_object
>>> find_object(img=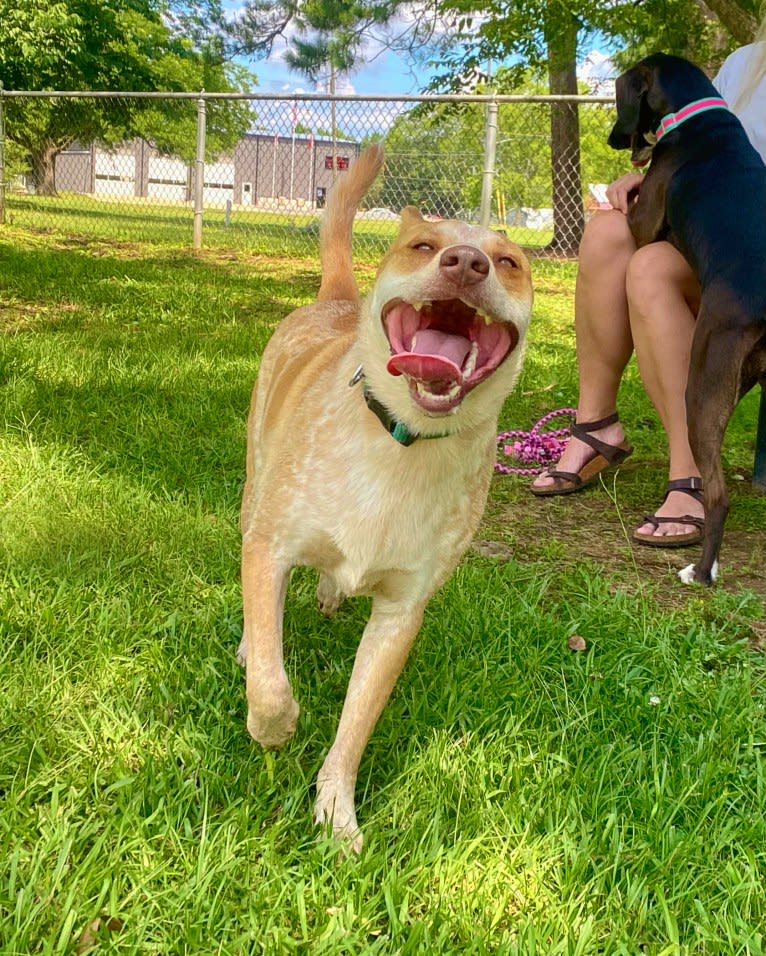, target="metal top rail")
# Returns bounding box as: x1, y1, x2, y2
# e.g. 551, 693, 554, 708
0, 89, 615, 104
